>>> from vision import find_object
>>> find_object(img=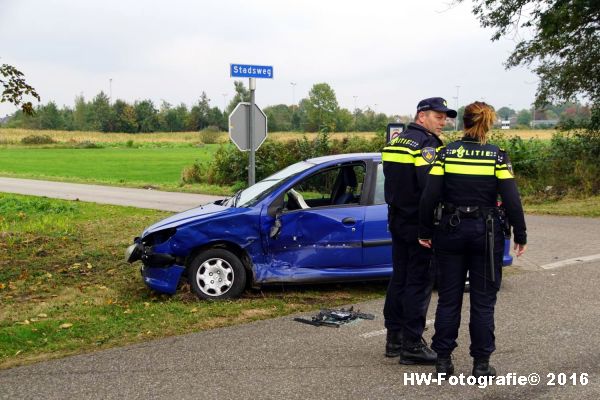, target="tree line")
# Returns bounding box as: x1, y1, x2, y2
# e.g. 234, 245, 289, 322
2, 80, 594, 133
2, 82, 398, 133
